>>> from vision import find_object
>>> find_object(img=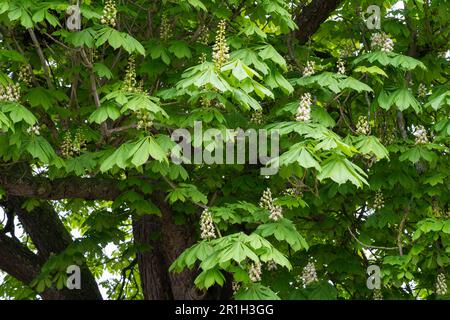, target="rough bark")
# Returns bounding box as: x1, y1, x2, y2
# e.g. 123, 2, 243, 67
0, 174, 121, 200
1, 197, 102, 300
133, 214, 173, 300
153, 192, 202, 300
0, 233, 73, 299
295, 0, 343, 44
